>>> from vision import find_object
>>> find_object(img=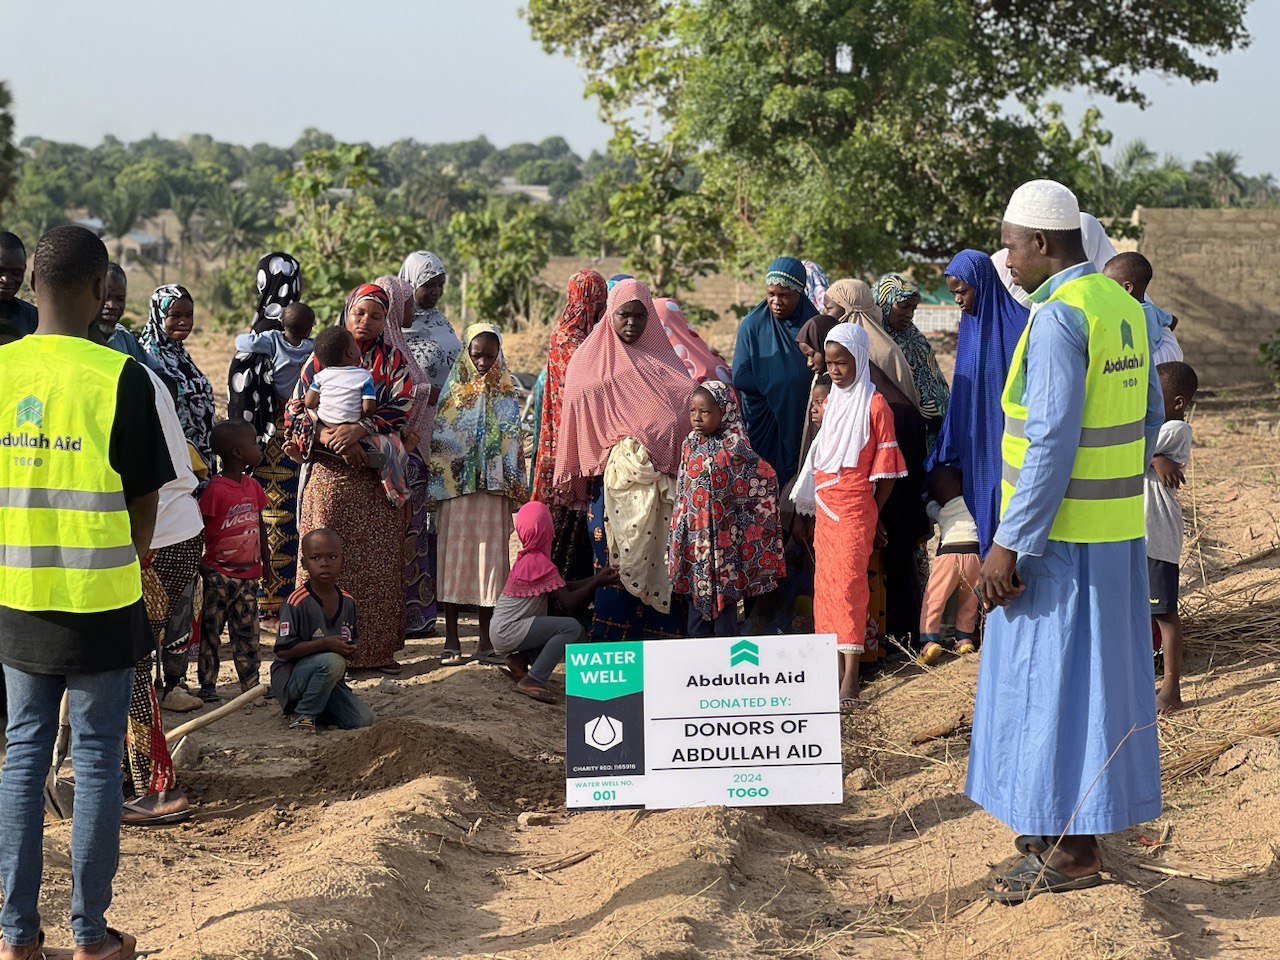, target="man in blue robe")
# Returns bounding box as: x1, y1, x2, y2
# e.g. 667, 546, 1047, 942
969, 179, 1164, 903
